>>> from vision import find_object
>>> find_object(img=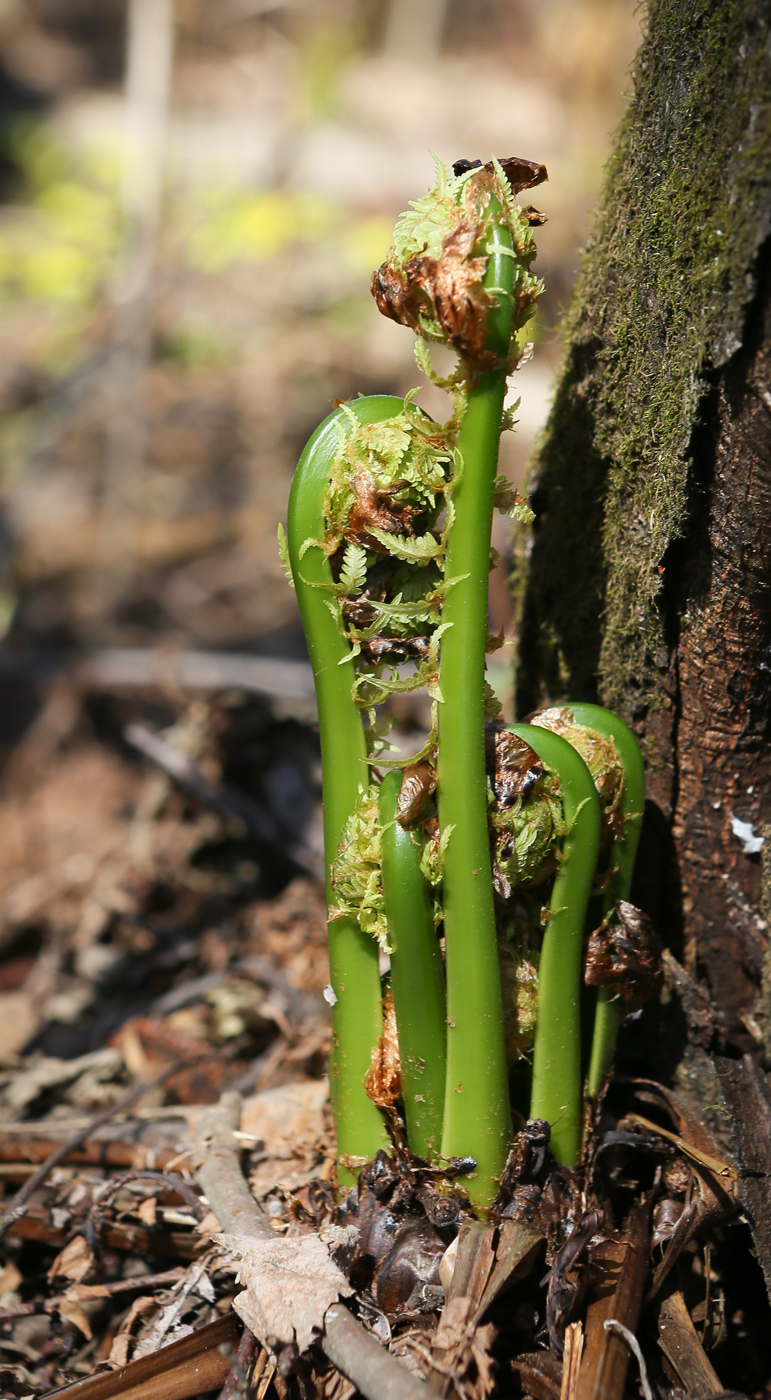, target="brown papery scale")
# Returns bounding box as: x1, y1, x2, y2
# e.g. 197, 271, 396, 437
363, 989, 402, 1110
371, 160, 545, 367
345, 468, 421, 547
375, 1216, 447, 1313
359, 635, 430, 665
341, 595, 379, 627
452, 155, 548, 193
372, 218, 491, 364
584, 899, 663, 1009
396, 760, 437, 829
486, 725, 543, 808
